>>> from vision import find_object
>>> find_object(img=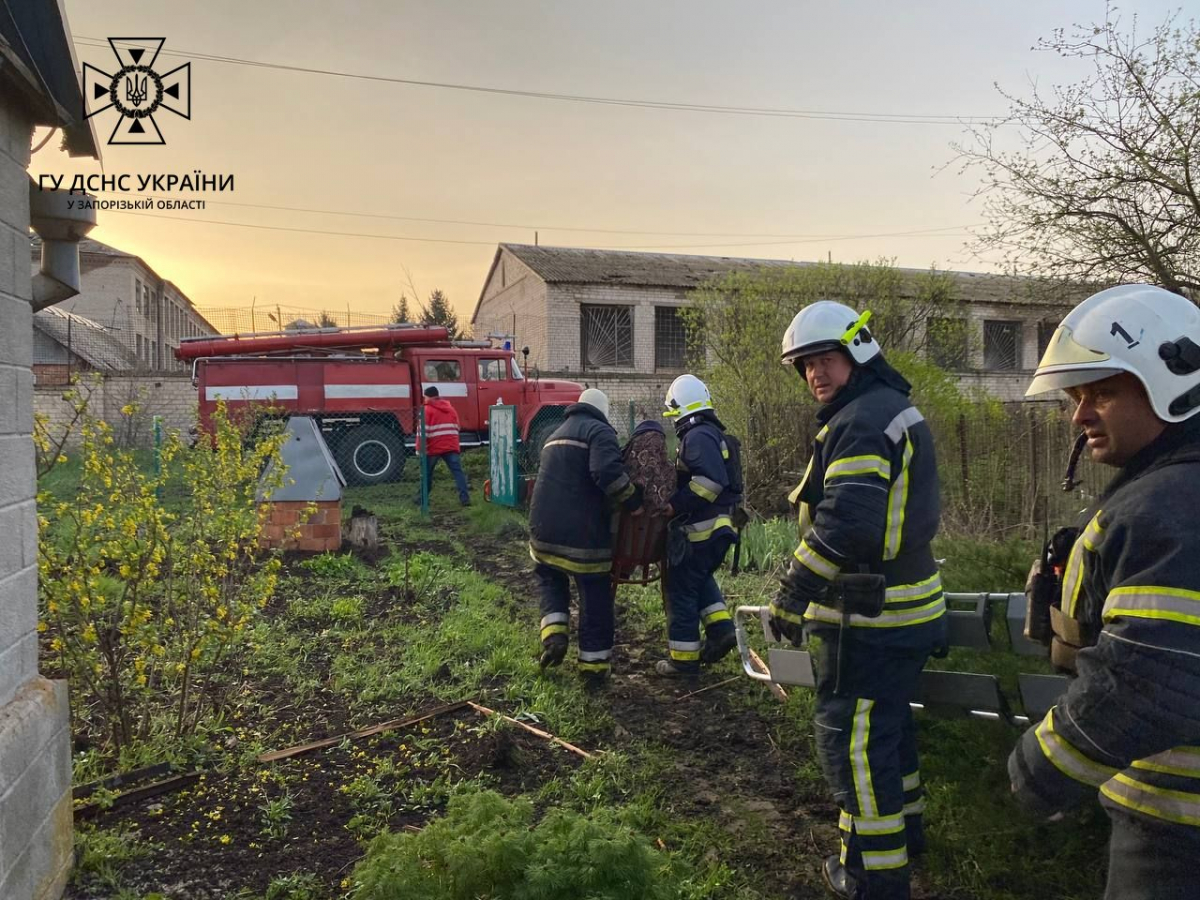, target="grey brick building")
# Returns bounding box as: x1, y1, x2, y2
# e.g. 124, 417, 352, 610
472, 243, 1083, 406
